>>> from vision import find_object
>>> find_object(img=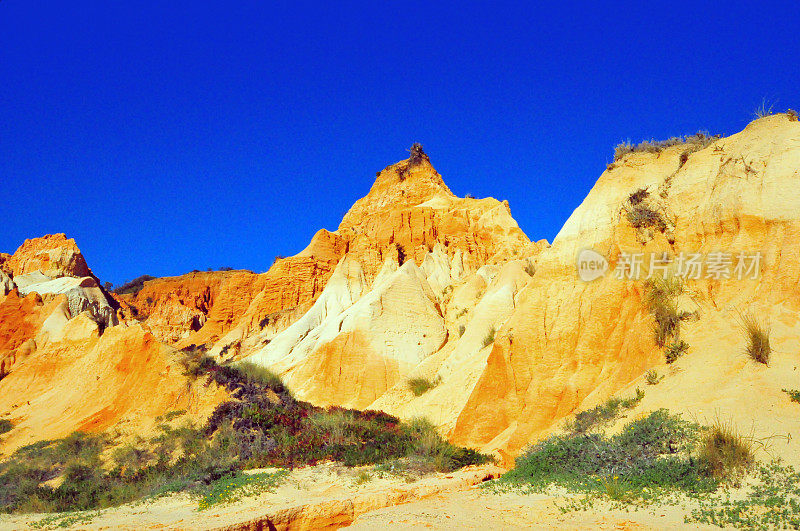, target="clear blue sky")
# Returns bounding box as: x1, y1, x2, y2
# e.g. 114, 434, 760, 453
2, 2, 798, 285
